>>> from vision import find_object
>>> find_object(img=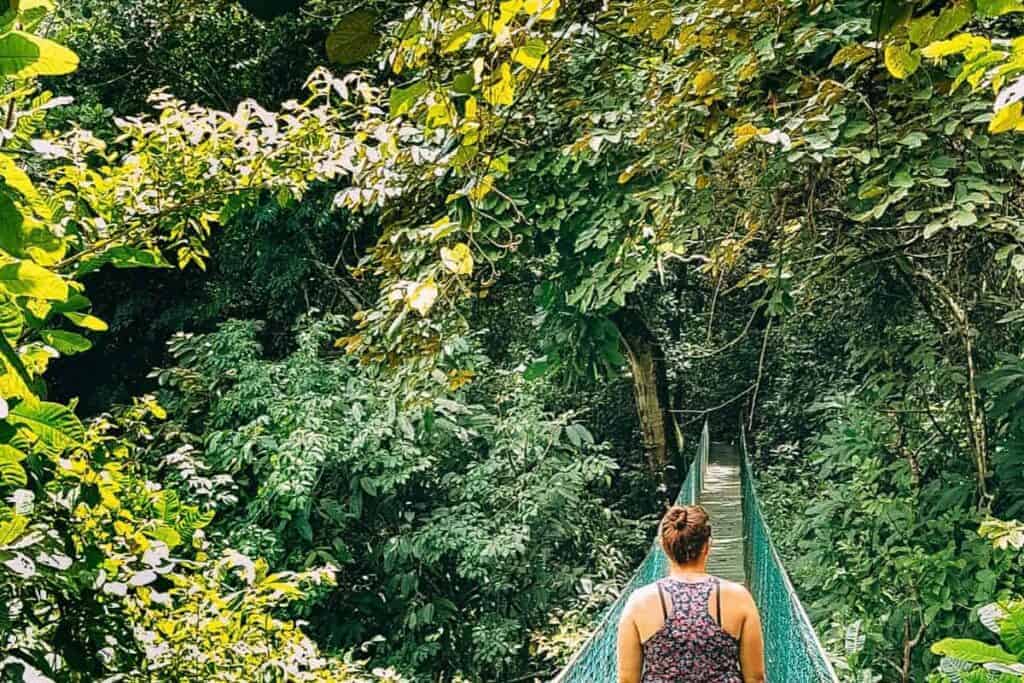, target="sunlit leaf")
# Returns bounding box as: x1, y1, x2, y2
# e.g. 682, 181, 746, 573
0, 259, 67, 300
0, 30, 77, 78
407, 279, 438, 316
440, 243, 474, 275
885, 43, 921, 79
